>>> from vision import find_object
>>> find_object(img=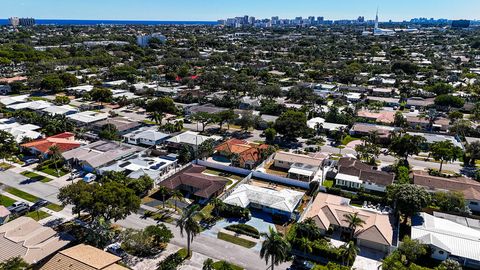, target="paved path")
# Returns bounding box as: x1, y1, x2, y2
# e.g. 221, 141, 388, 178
0, 170, 62, 204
